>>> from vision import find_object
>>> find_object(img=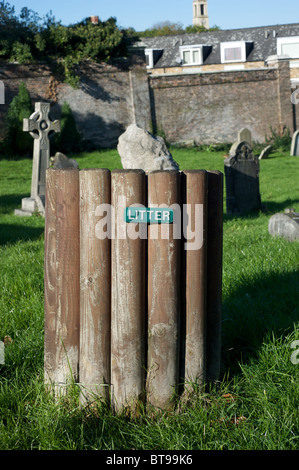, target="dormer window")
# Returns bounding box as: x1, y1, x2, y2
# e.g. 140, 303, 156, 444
277, 37, 299, 58
220, 41, 253, 63
145, 48, 163, 69
182, 47, 201, 65
180, 44, 211, 66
